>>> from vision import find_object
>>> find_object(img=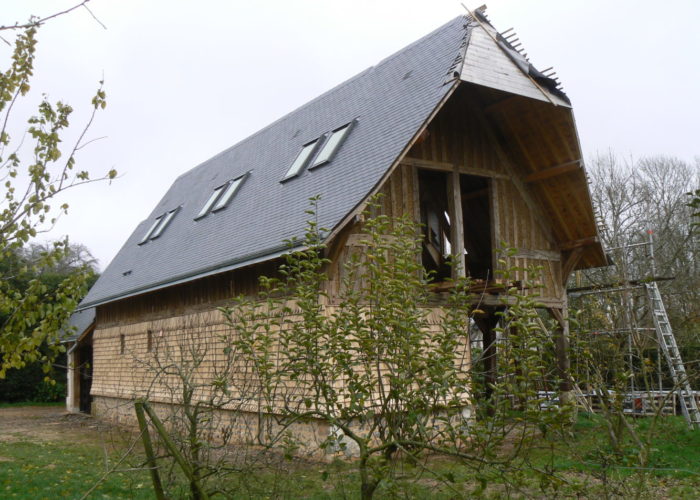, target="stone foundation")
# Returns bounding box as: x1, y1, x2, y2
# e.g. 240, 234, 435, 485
92, 395, 344, 460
